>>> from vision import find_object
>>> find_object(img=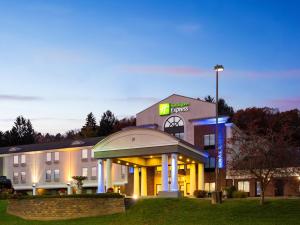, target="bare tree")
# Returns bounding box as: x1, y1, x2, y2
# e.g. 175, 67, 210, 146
227, 127, 300, 205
